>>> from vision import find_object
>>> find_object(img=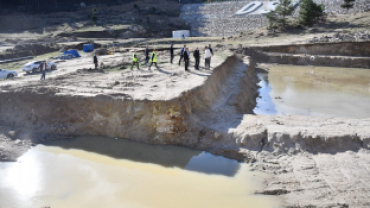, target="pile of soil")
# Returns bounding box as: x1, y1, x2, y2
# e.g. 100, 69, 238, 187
0, 43, 62, 60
